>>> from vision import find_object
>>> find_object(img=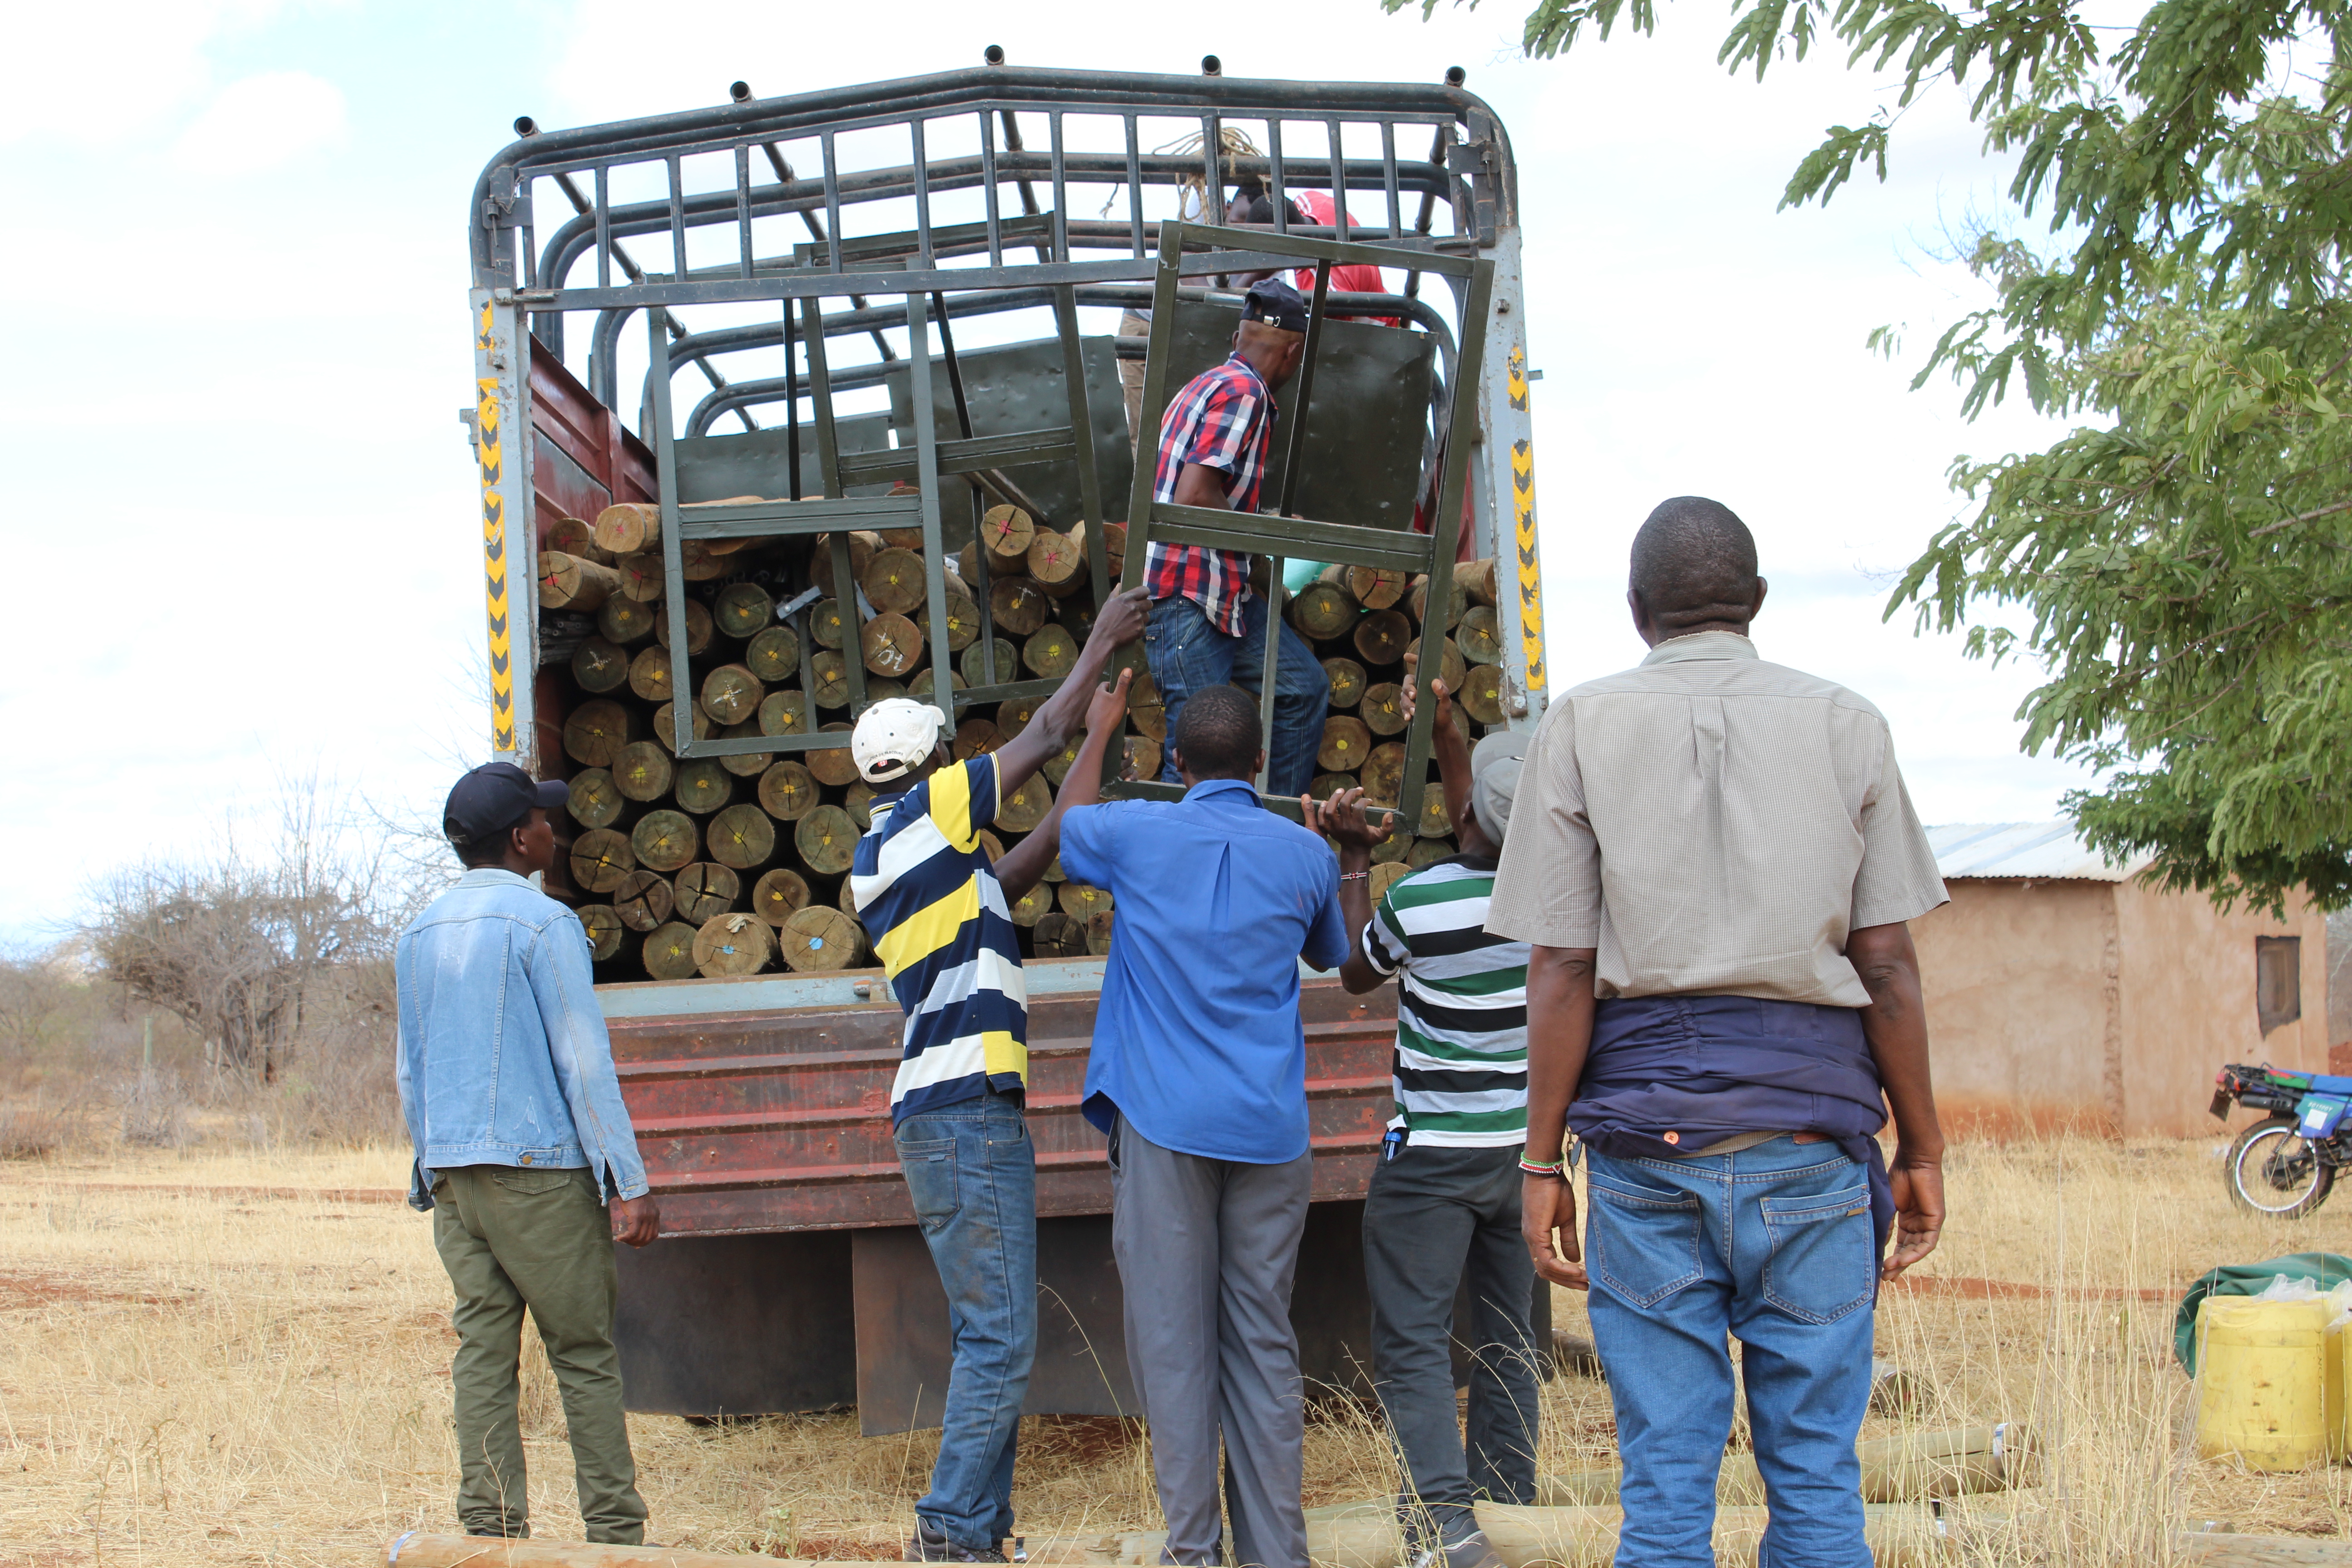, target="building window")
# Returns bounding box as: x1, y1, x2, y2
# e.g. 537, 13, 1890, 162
2258, 936, 2303, 1037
